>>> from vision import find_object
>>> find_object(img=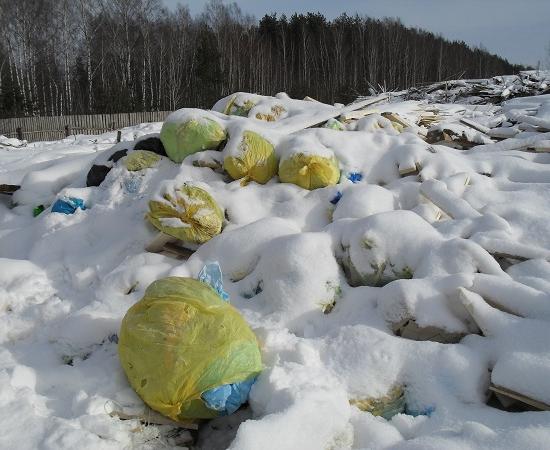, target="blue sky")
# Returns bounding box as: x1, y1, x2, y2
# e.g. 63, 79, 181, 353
162, 0, 550, 67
